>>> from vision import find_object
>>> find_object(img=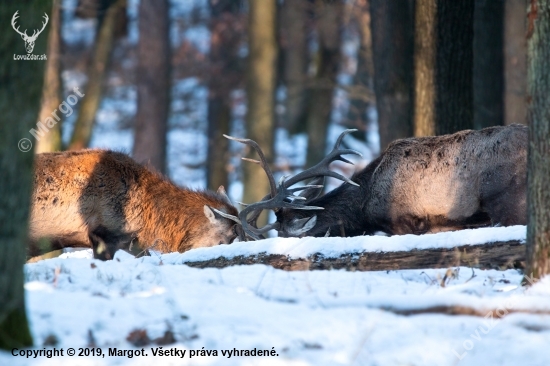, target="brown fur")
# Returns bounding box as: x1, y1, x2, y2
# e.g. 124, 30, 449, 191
29, 149, 239, 259
277, 124, 527, 237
